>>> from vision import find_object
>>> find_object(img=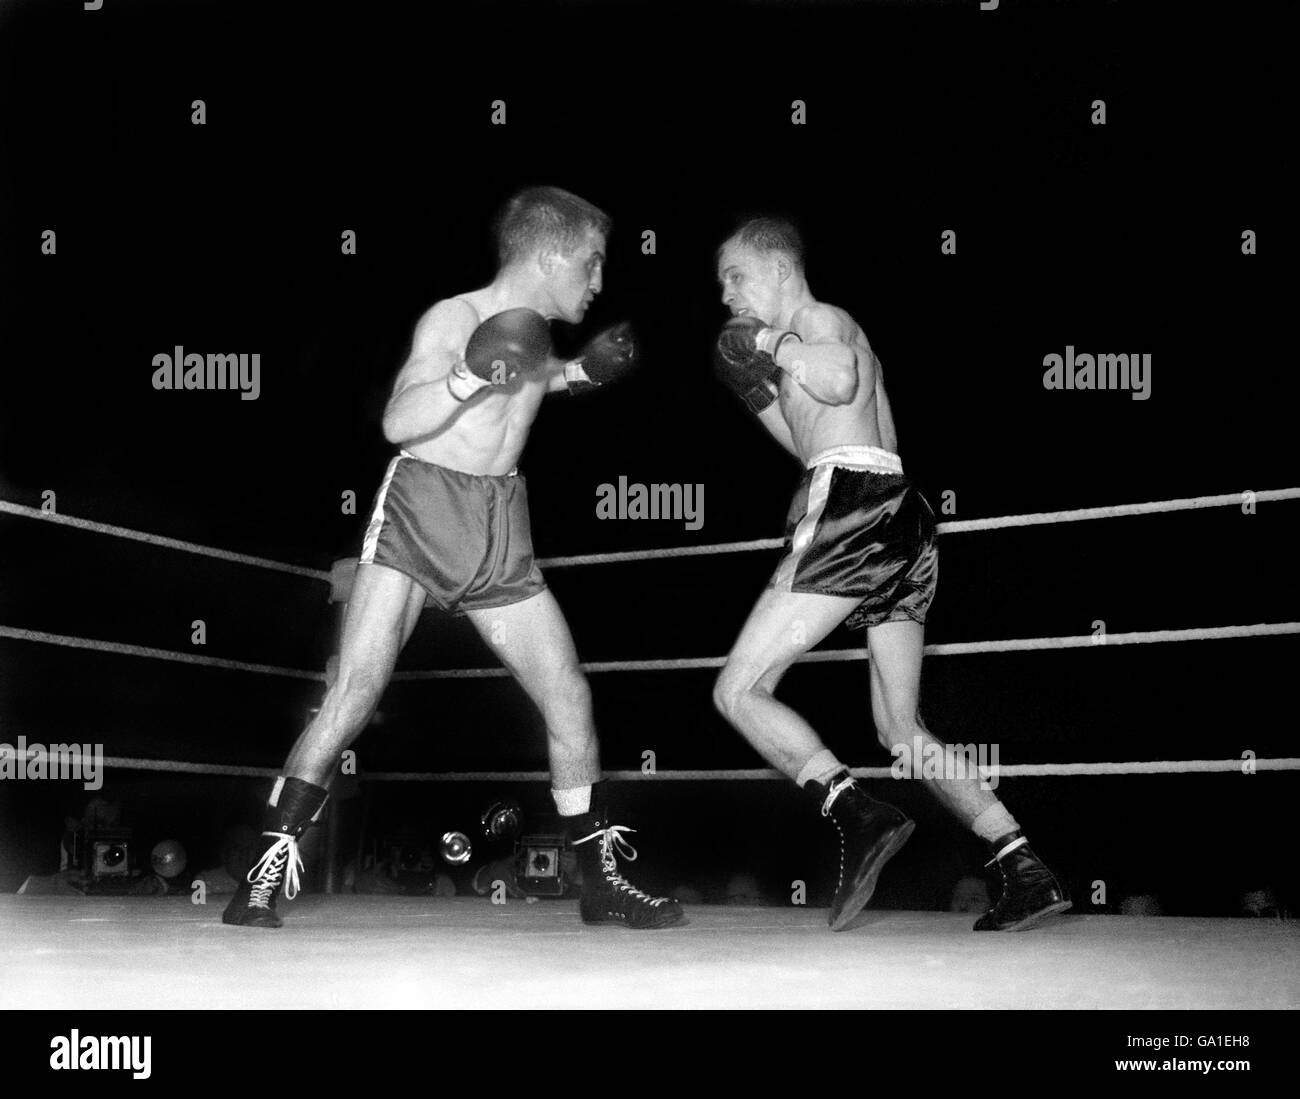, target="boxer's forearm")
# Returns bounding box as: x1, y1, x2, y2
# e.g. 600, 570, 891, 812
545, 356, 573, 393
775, 340, 858, 405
